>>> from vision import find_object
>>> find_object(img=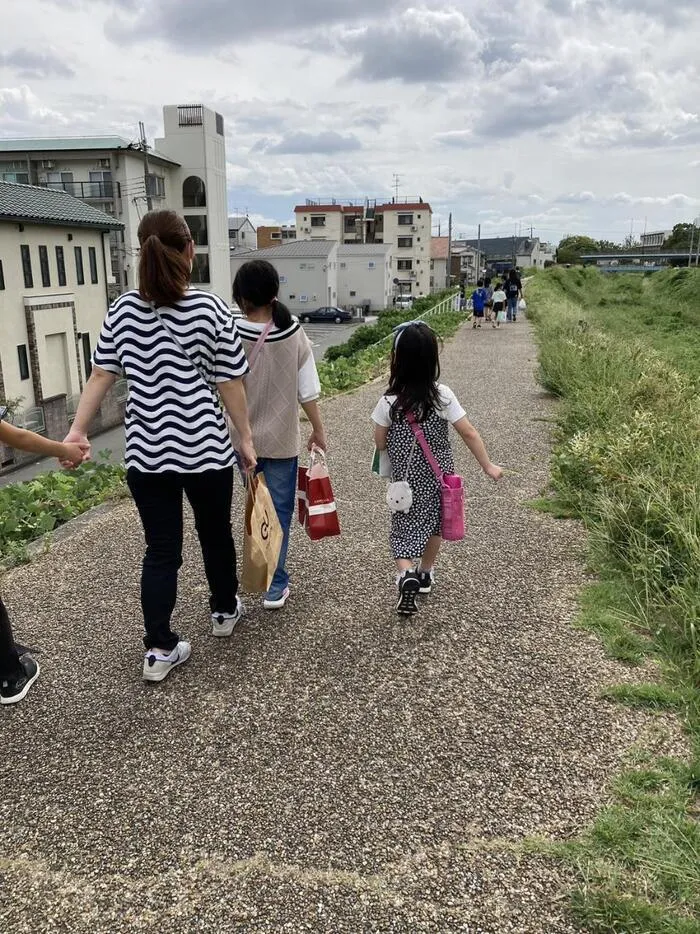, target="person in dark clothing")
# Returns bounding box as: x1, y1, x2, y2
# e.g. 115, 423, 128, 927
506, 269, 523, 321
0, 407, 87, 704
